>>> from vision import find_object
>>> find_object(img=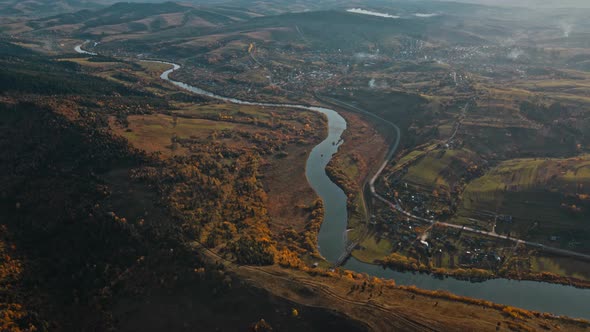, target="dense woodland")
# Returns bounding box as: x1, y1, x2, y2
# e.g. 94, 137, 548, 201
5, 0, 590, 329
0, 43, 365, 331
